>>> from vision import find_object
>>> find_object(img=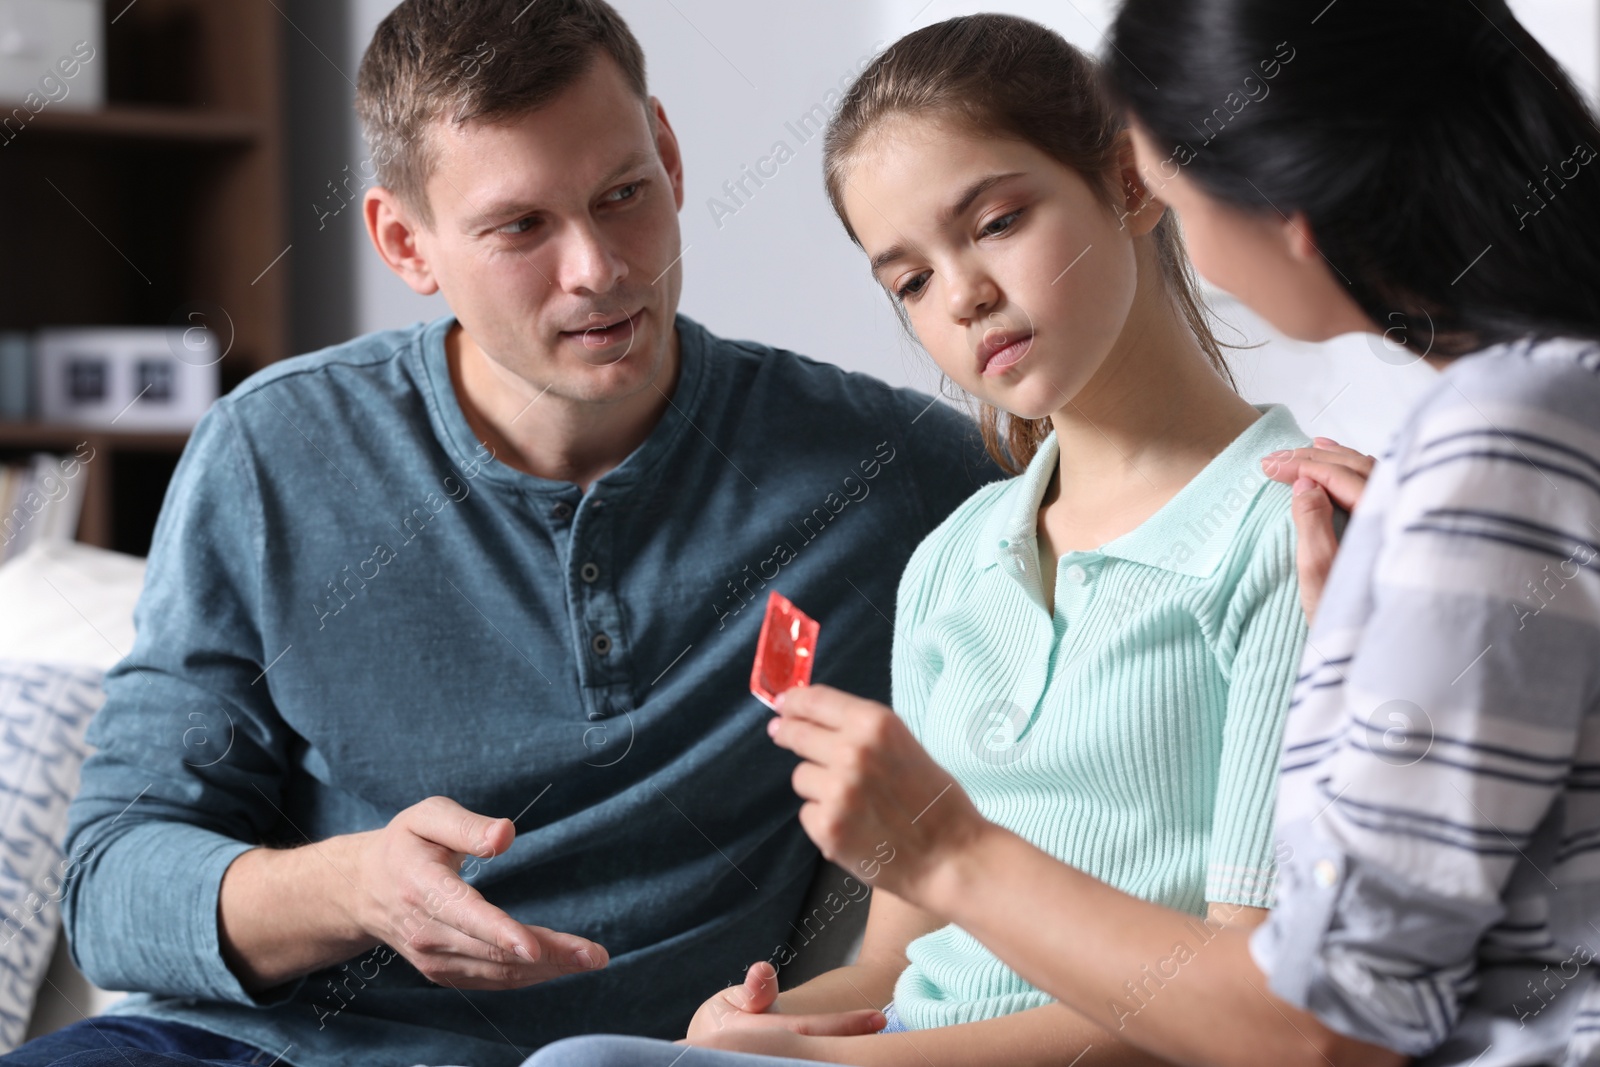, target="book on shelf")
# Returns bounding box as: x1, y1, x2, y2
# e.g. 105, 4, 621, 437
0, 453, 87, 566
0, 333, 32, 421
